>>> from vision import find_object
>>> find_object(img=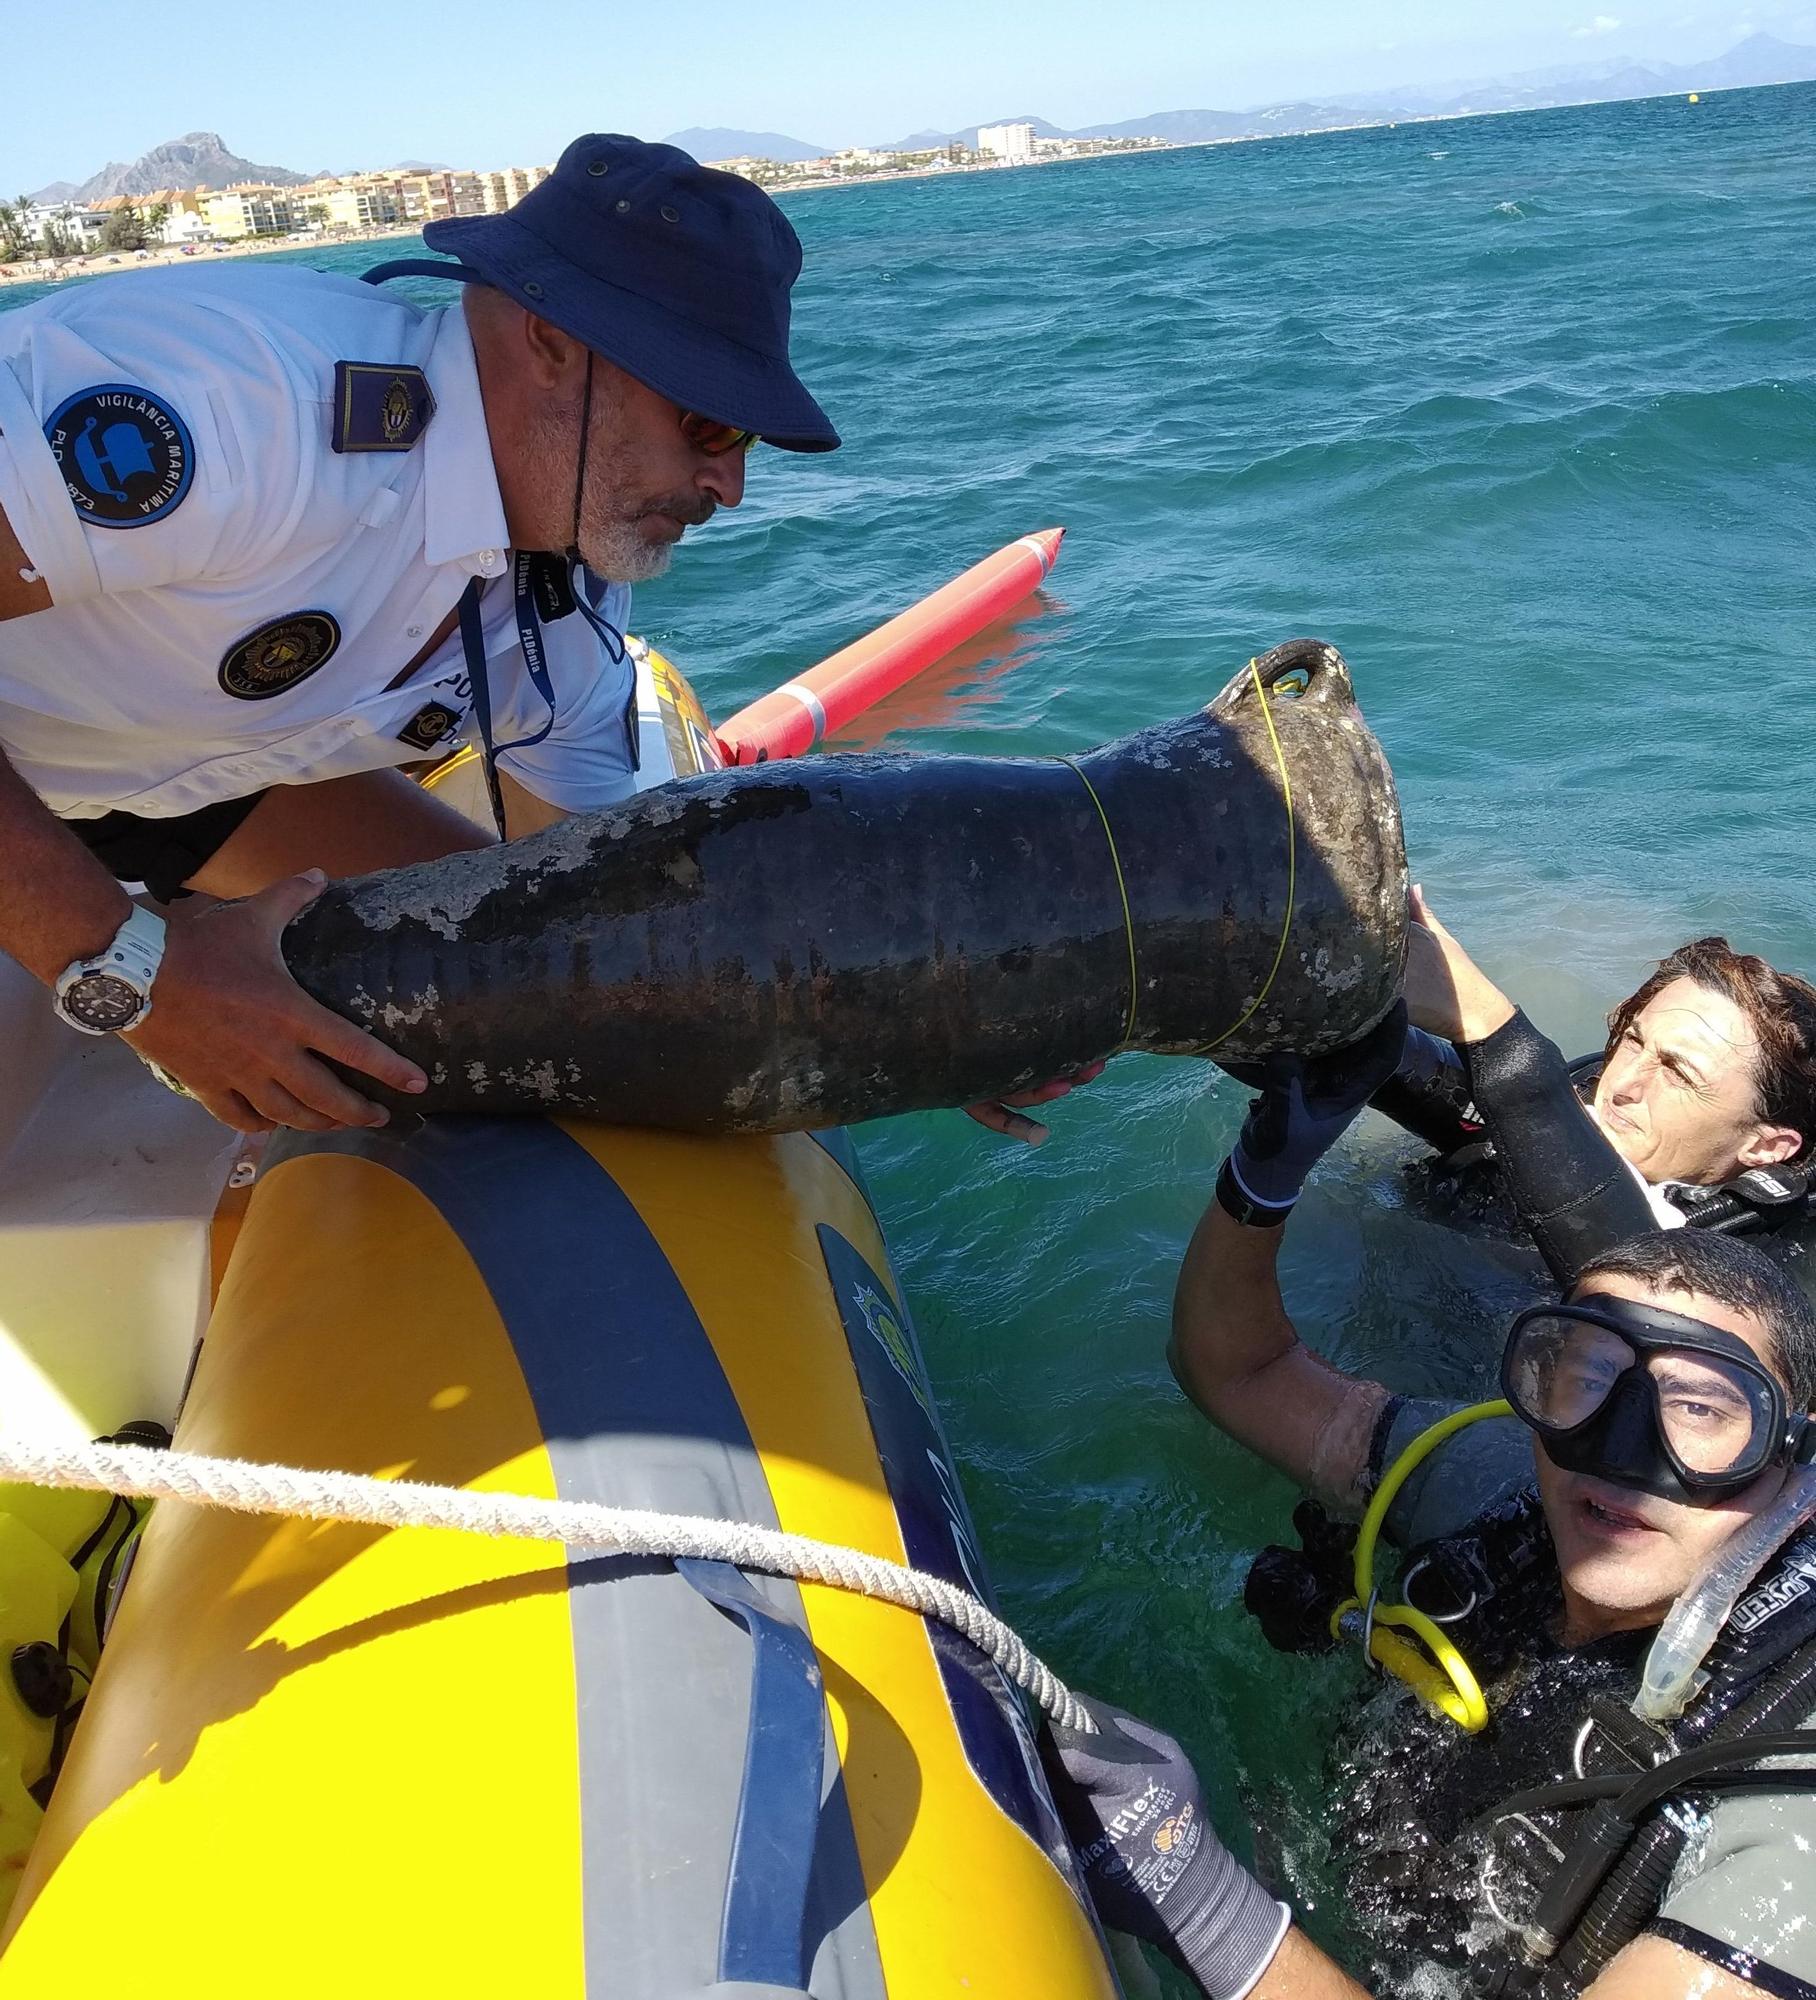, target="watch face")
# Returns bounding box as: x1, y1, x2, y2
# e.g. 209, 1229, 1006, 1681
64, 971, 145, 1033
